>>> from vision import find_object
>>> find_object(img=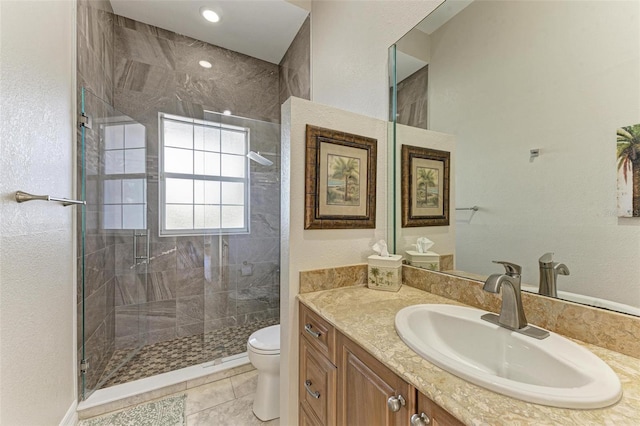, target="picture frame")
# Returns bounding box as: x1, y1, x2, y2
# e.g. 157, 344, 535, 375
304, 125, 377, 229
401, 144, 450, 227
